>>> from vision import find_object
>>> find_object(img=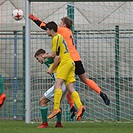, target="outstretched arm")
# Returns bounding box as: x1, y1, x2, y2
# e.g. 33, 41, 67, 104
29, 14, 47, 30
